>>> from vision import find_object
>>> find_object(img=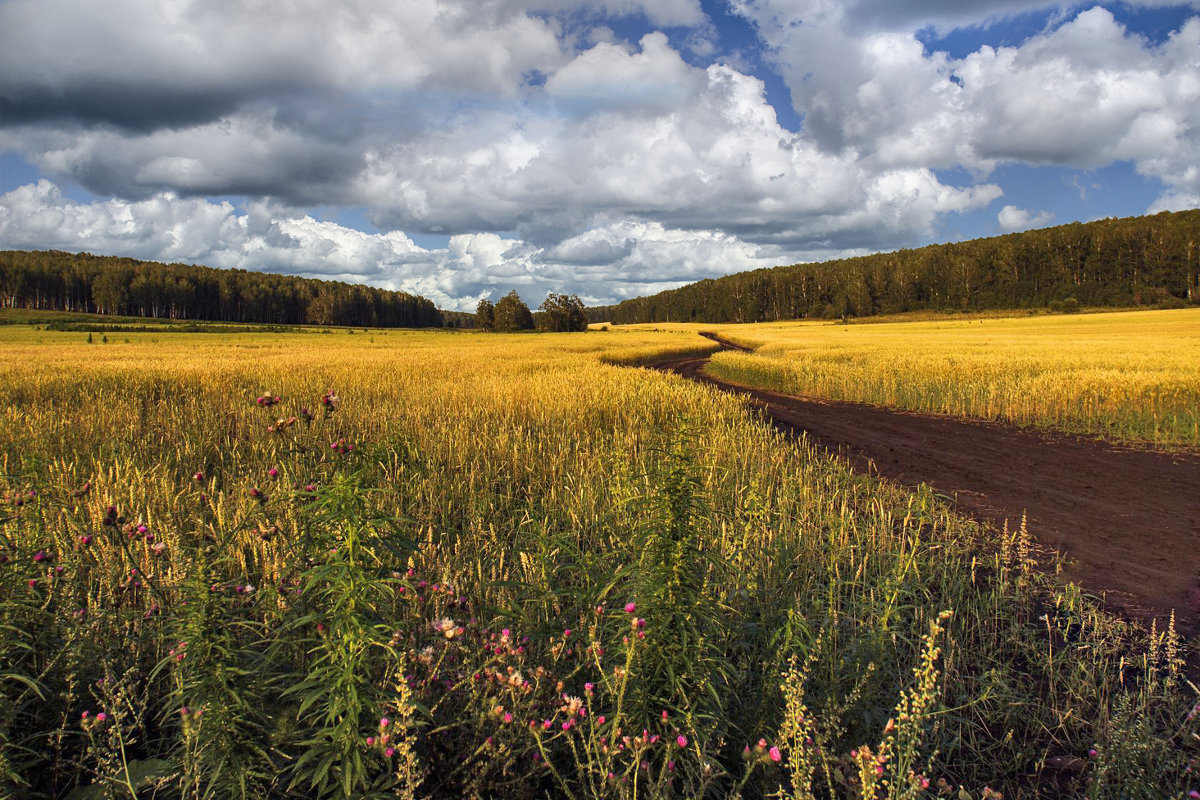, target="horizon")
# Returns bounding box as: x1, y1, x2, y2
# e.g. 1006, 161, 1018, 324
2, 0, 1198, 311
